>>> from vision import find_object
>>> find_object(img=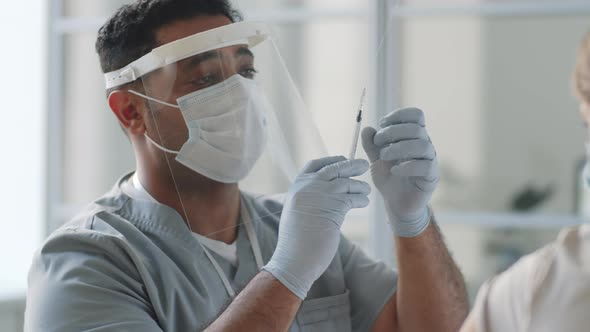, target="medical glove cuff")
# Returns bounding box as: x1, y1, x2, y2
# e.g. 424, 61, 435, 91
262, 262, 310, 300
387, 205, 431, 238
